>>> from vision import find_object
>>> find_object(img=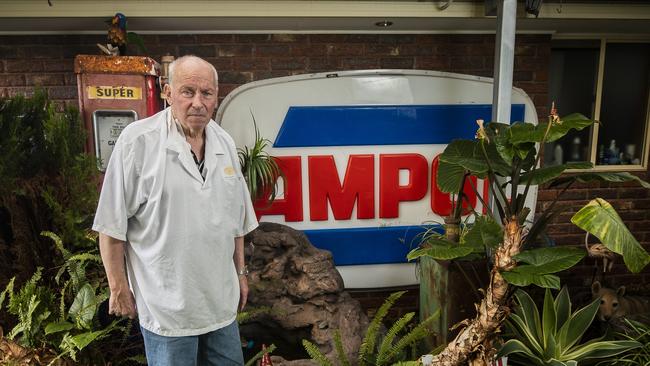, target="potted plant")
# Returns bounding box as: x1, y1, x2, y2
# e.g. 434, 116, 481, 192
408, 106, 650, 365
237, 114, 282, 203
